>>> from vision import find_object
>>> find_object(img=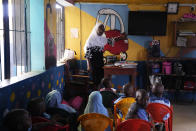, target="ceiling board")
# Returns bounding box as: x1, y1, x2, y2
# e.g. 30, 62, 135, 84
75, 0, 196, 4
